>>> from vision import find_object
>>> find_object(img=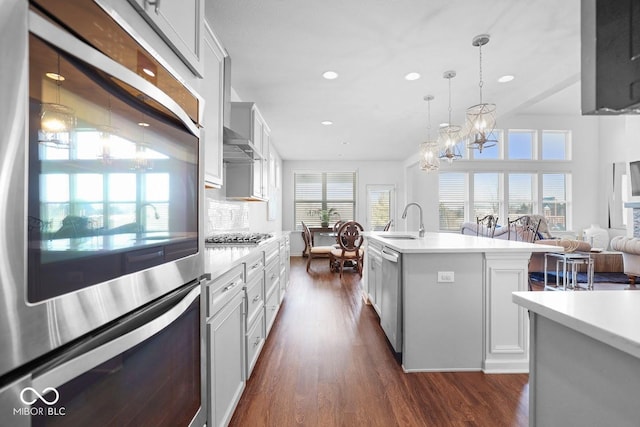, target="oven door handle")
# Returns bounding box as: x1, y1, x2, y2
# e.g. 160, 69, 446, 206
32, 284, 200, 391
28, 10, 199, 138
